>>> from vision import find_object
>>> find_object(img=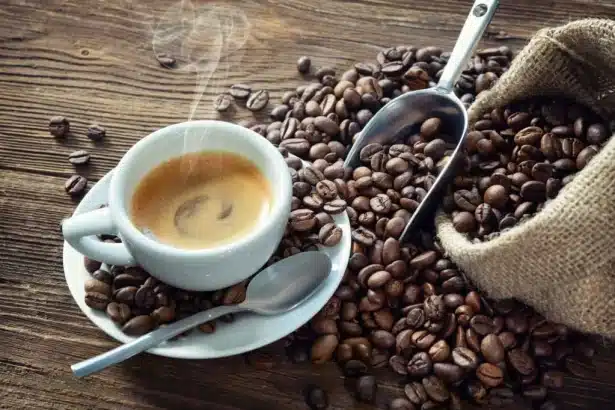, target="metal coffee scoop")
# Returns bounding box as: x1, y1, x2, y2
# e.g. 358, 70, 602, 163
344, 0, 499, 242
